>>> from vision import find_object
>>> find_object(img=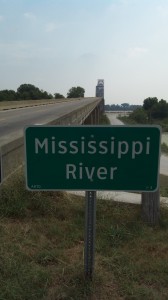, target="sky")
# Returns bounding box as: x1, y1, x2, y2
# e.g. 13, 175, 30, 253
0, 0, 168, 105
